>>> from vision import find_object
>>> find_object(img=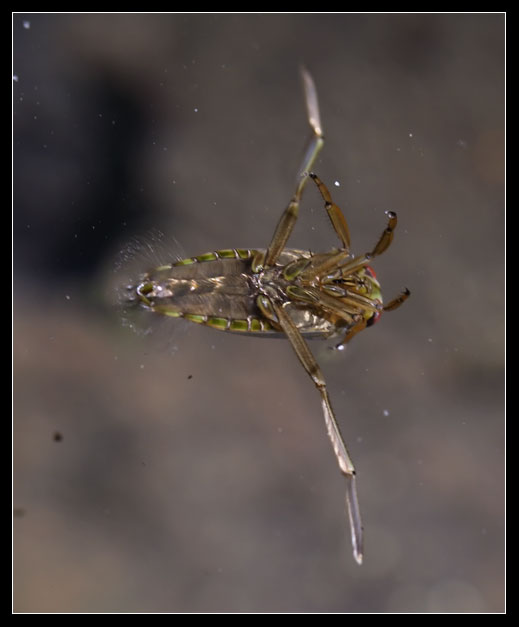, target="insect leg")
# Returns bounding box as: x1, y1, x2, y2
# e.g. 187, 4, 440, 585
265, 69, 324, 267
264, 194, 302, 268
332, 319, 368, 352
330, 211, 401, 278
370, 211, 398, 257
383, 288, 411, 312
295, 67, 325, 197
270, 299, 364, 565
308, 172, 351, 251
332, 287, 411, 351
